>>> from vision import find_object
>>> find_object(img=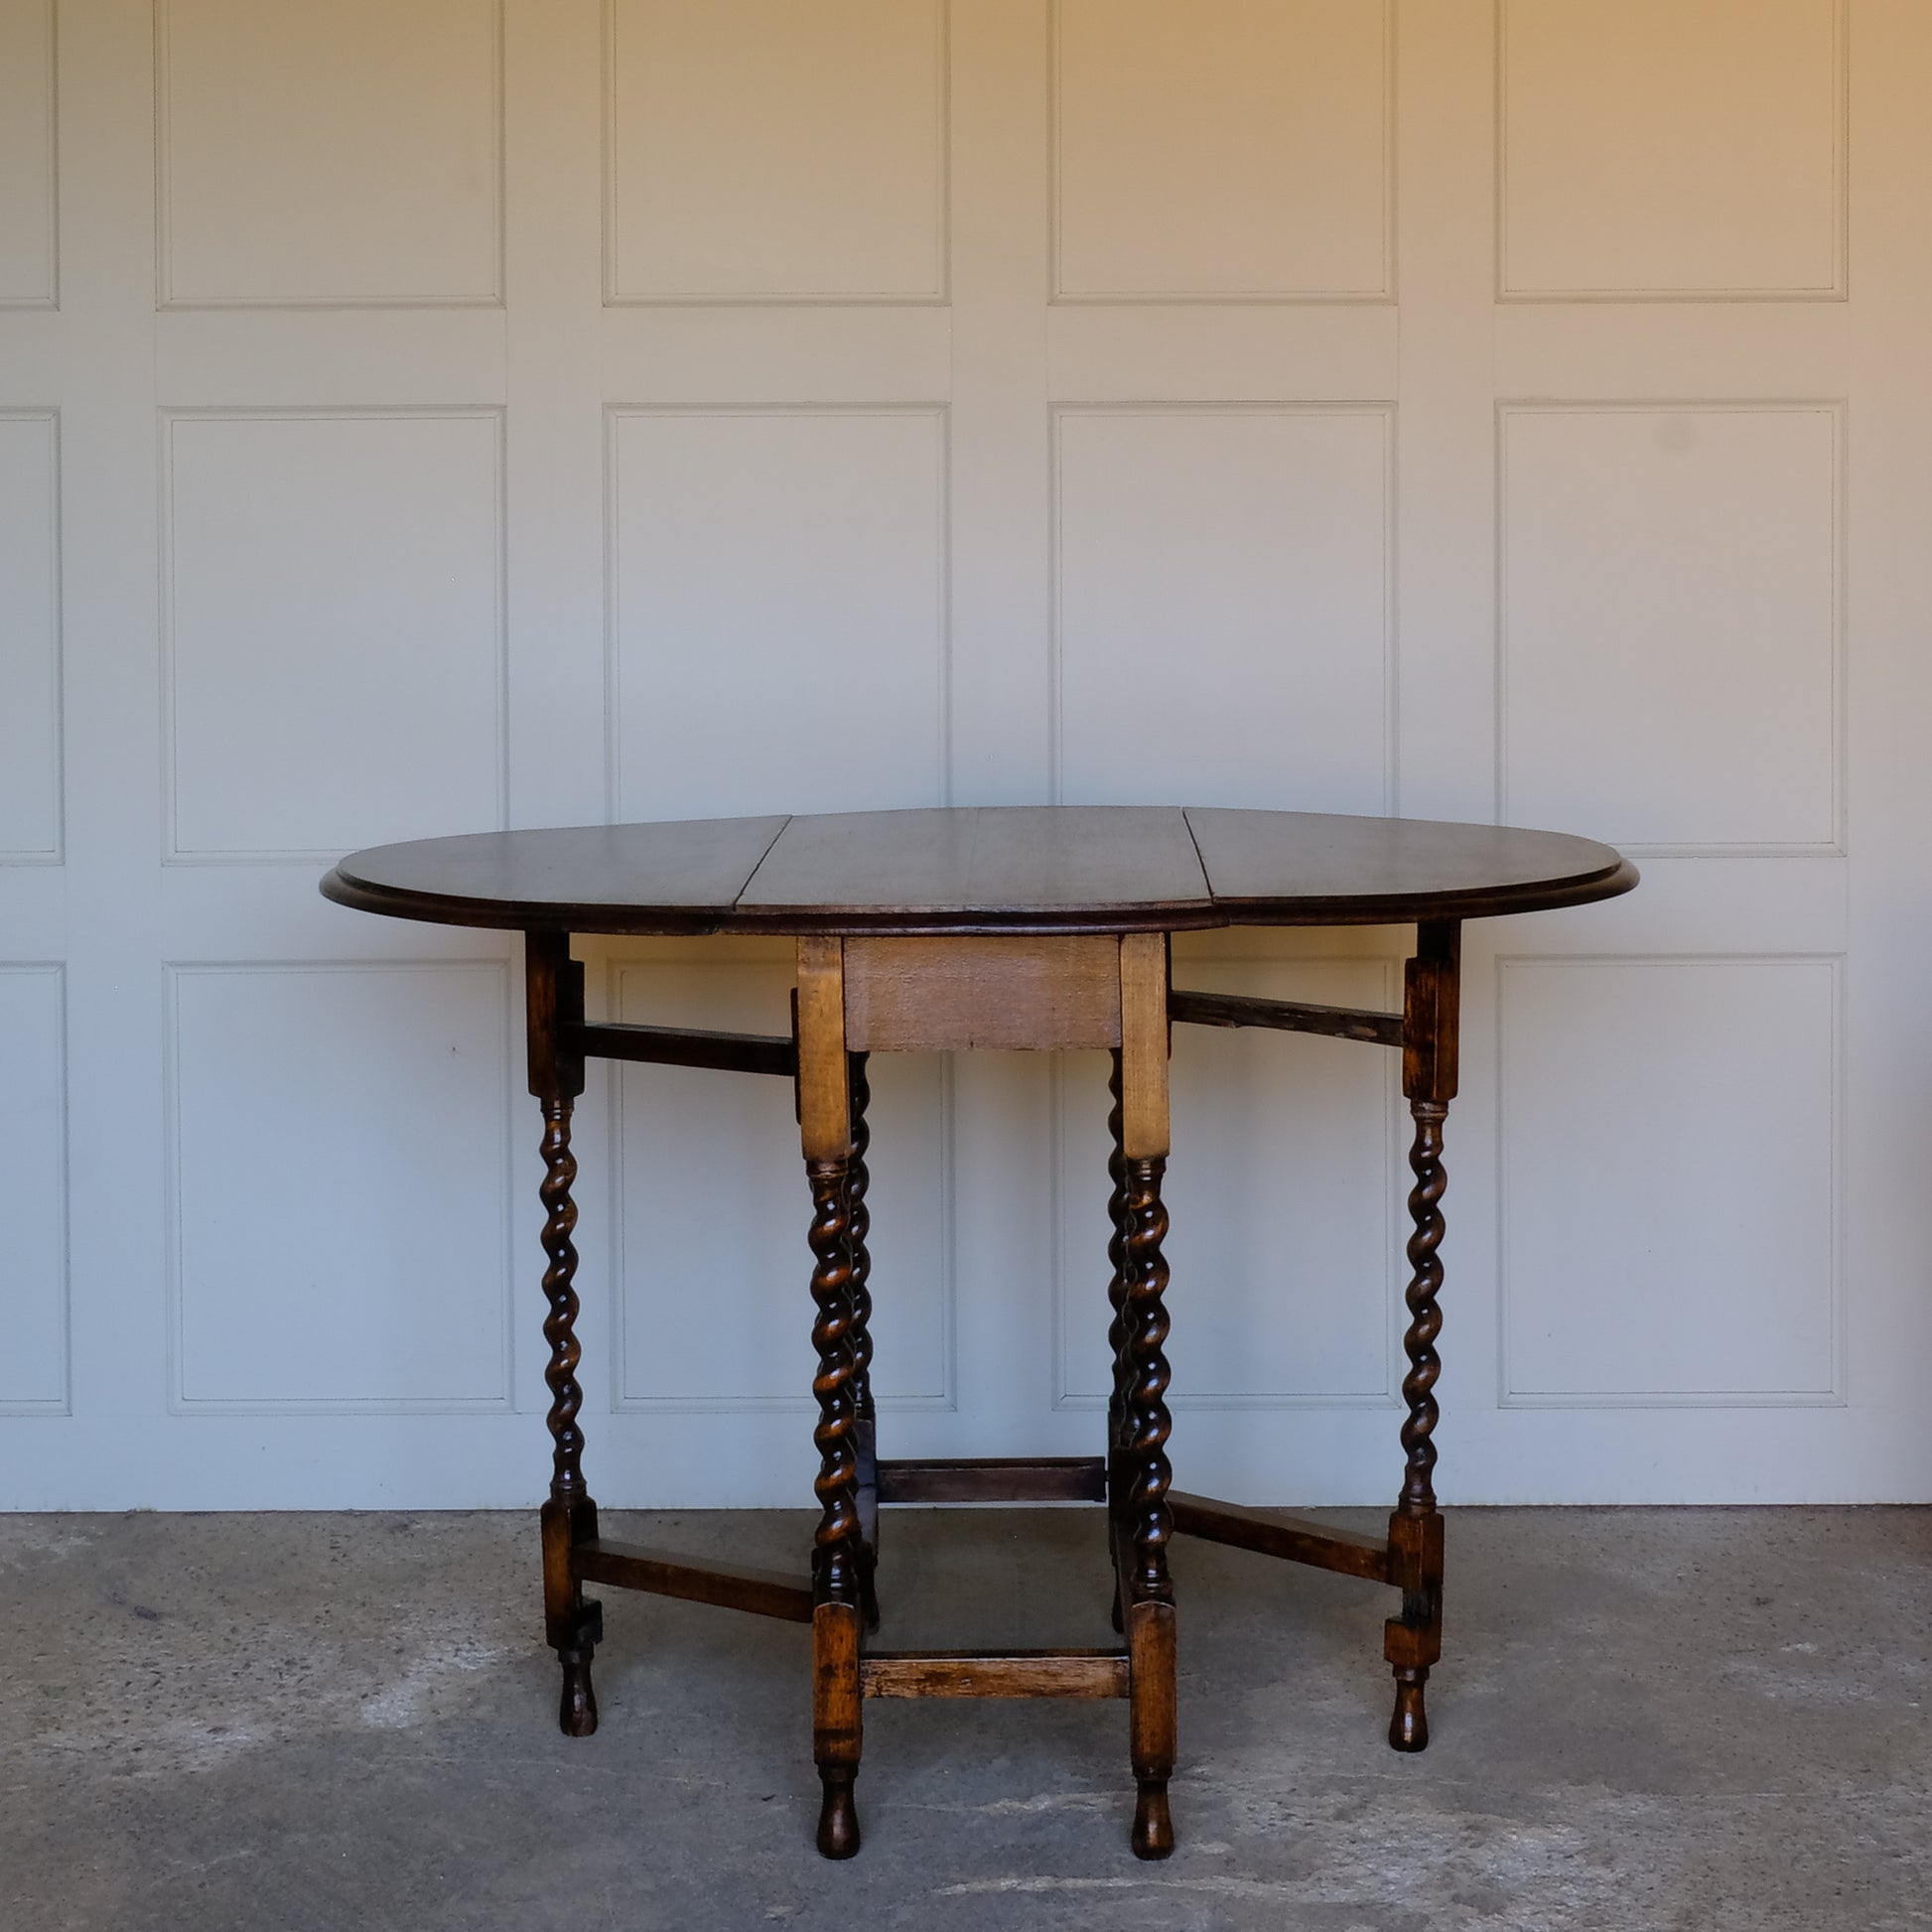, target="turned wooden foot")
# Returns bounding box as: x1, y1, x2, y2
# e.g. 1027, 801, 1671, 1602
1389, 1667, 1429, 1752
1132, 1779, 1174, 1860
816, 1769, 861, 1858
557, 1635, 599, 1738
